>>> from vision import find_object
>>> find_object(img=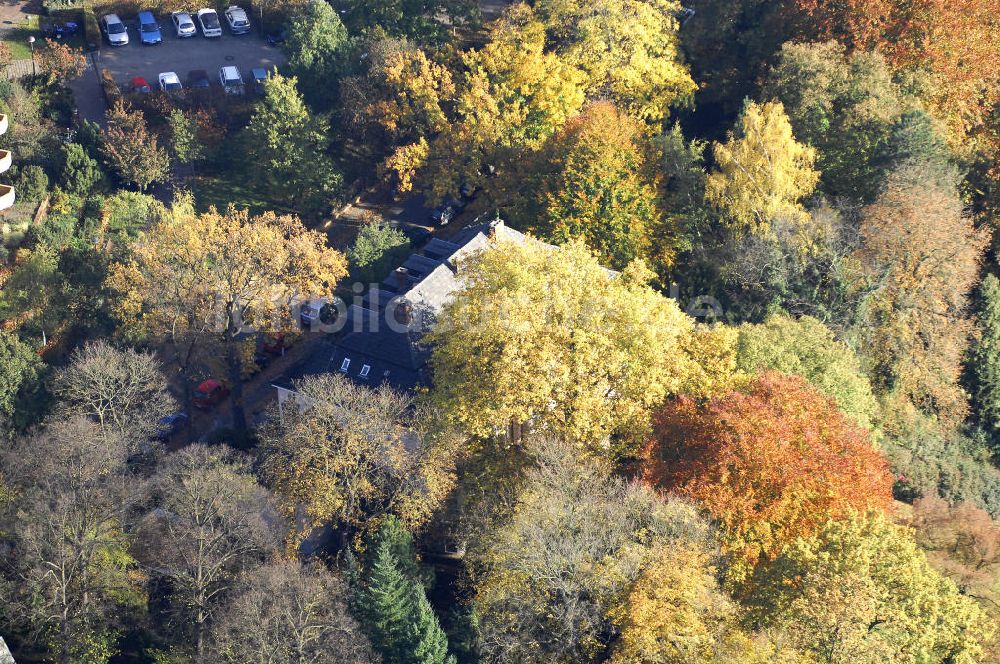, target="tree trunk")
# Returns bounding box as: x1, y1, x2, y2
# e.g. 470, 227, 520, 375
226, 340, 247, 431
